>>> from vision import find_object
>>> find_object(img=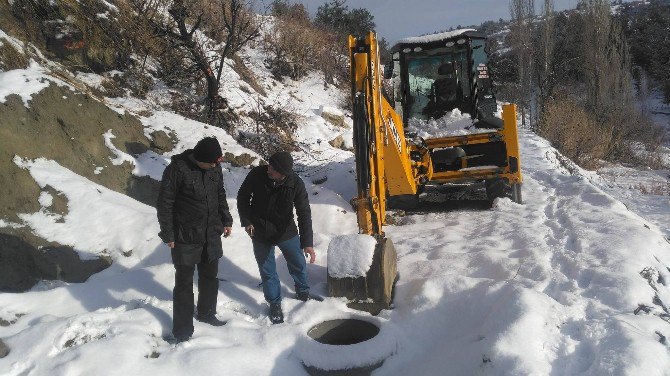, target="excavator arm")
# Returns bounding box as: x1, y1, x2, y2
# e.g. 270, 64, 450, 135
327, 33, 421, 312
349, 32, 431, 237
